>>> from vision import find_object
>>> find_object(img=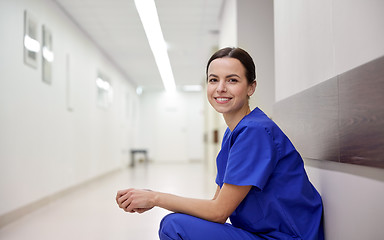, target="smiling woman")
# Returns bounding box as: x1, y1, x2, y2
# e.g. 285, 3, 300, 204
206, 56, 256, 131
116, 47, 324, 240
